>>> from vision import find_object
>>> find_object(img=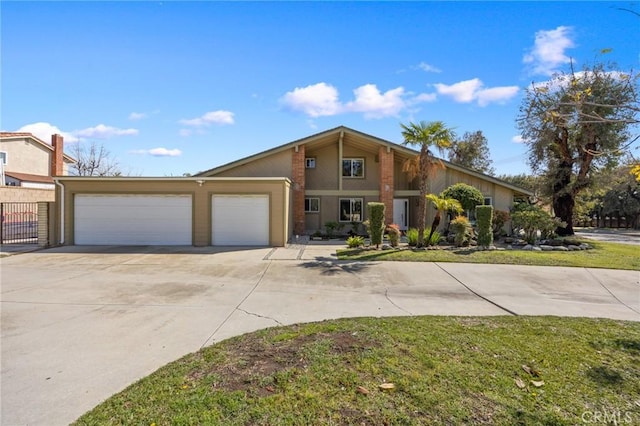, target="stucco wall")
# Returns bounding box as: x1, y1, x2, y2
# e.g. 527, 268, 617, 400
56, 178, 291, 246
0, 187, 55, 202
0, 139, 51, 176
212, 150, 292, 178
